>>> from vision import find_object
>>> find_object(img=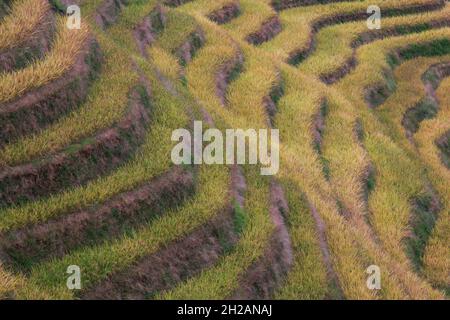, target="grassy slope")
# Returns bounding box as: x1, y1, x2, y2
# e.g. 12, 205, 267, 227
1, 0, 449, 299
